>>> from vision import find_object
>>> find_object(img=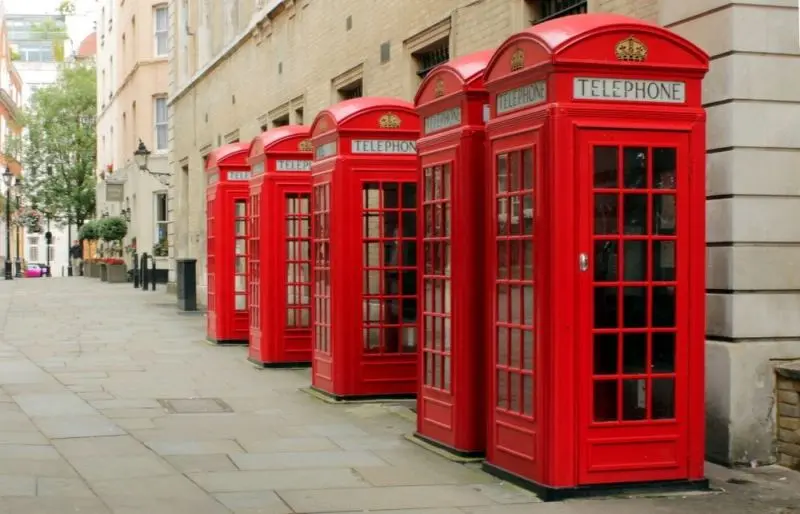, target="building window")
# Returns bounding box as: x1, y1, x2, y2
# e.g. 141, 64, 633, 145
154, 96, 168, 150
414, 41, 449, 78
526, 0, 588, 24
272, 114, 290, 128
338, 80, 363, 101
154, 192, 168, 249
27, 236, 39, 262
47, 245, 55, 262
154, 5, 169, 56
